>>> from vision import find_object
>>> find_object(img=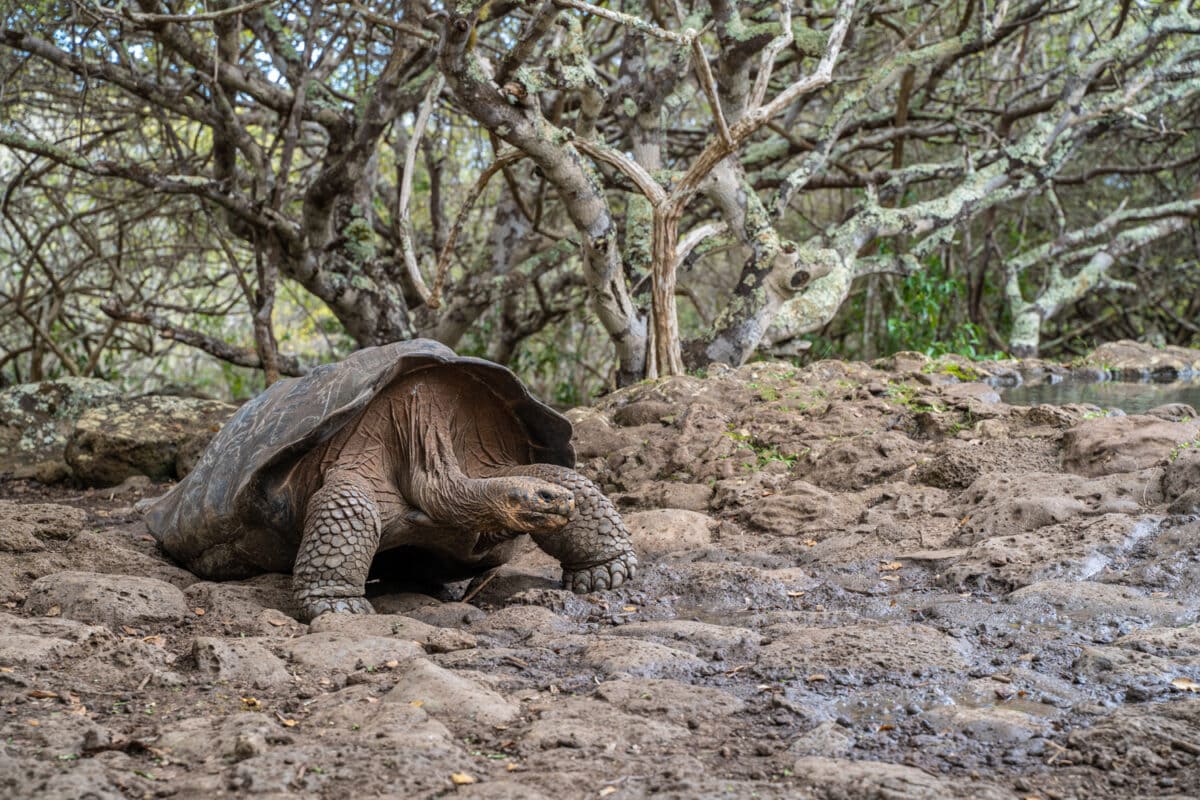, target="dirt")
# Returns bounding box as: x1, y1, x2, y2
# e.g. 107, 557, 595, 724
2, 352, 1199, 799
